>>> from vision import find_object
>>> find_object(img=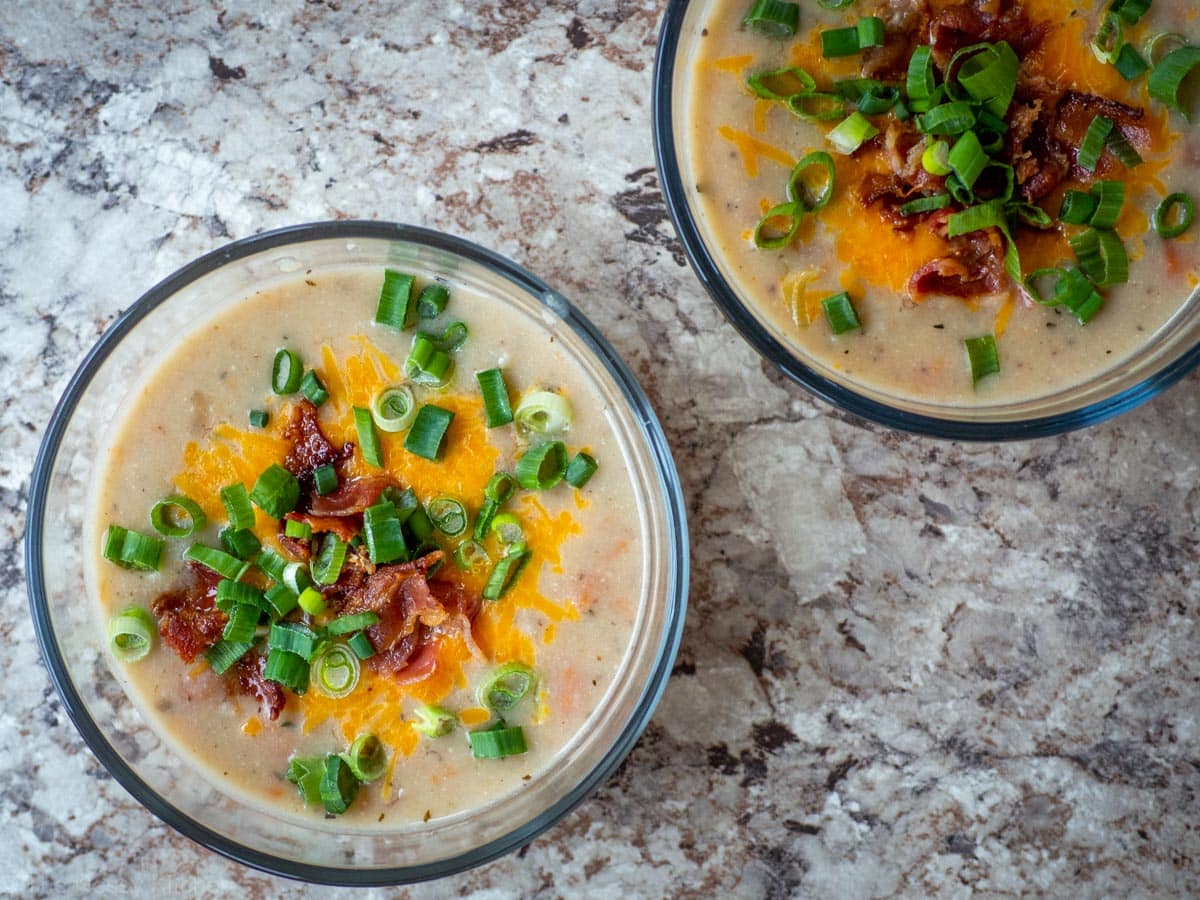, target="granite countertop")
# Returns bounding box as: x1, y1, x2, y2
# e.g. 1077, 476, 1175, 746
3, 2, 1198, 897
